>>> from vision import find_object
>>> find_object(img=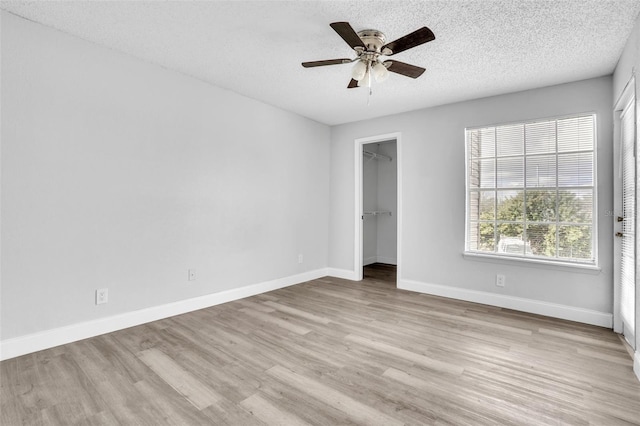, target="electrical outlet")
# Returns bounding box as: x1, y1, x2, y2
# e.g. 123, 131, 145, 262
188, 269, 196, 281
96, 288, 108, 305
496, 274, 506, 287
298, 254, 303, 264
